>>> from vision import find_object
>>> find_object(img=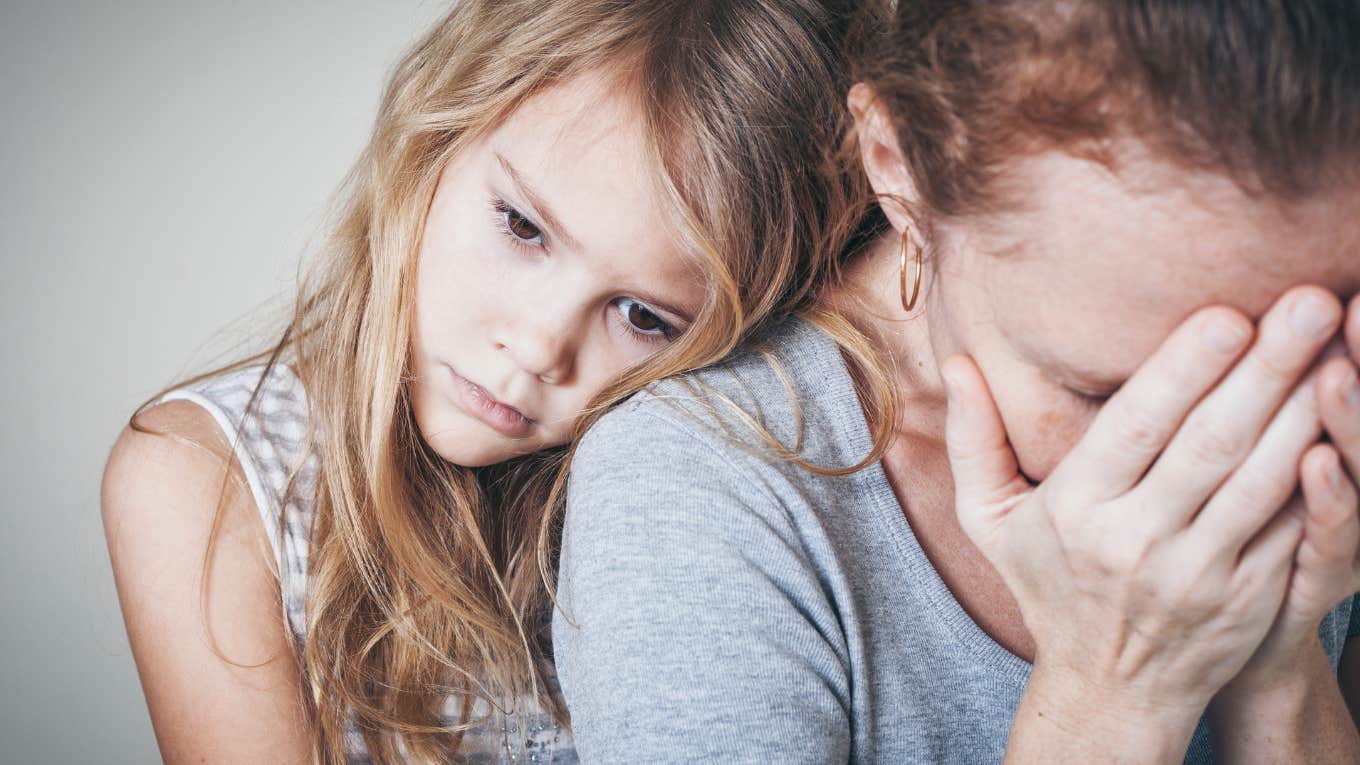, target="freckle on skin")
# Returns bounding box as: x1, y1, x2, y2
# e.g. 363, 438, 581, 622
1034, 408, 1068, 447
1023, 406, 1088, 478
